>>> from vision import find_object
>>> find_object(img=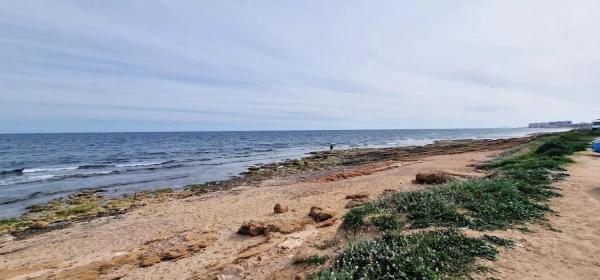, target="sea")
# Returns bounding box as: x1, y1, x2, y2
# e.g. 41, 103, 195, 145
0, 128, 568, 218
